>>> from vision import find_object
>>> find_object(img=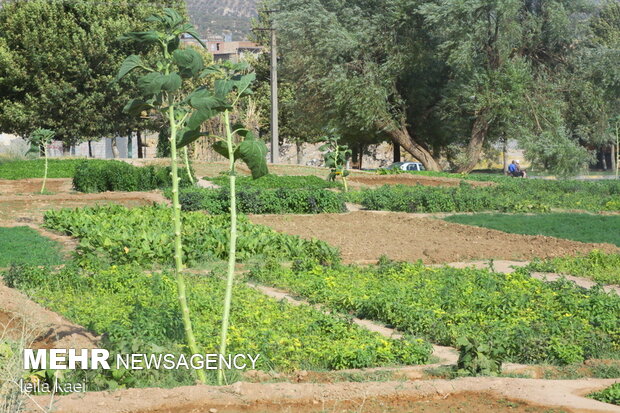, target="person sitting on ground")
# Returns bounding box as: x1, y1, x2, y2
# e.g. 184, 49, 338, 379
508, 160, 526, 178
